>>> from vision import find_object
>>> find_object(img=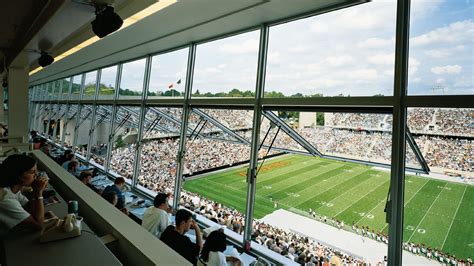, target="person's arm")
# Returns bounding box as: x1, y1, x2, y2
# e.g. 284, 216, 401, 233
192, 220, 203, 249
25, 176, 48, 228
